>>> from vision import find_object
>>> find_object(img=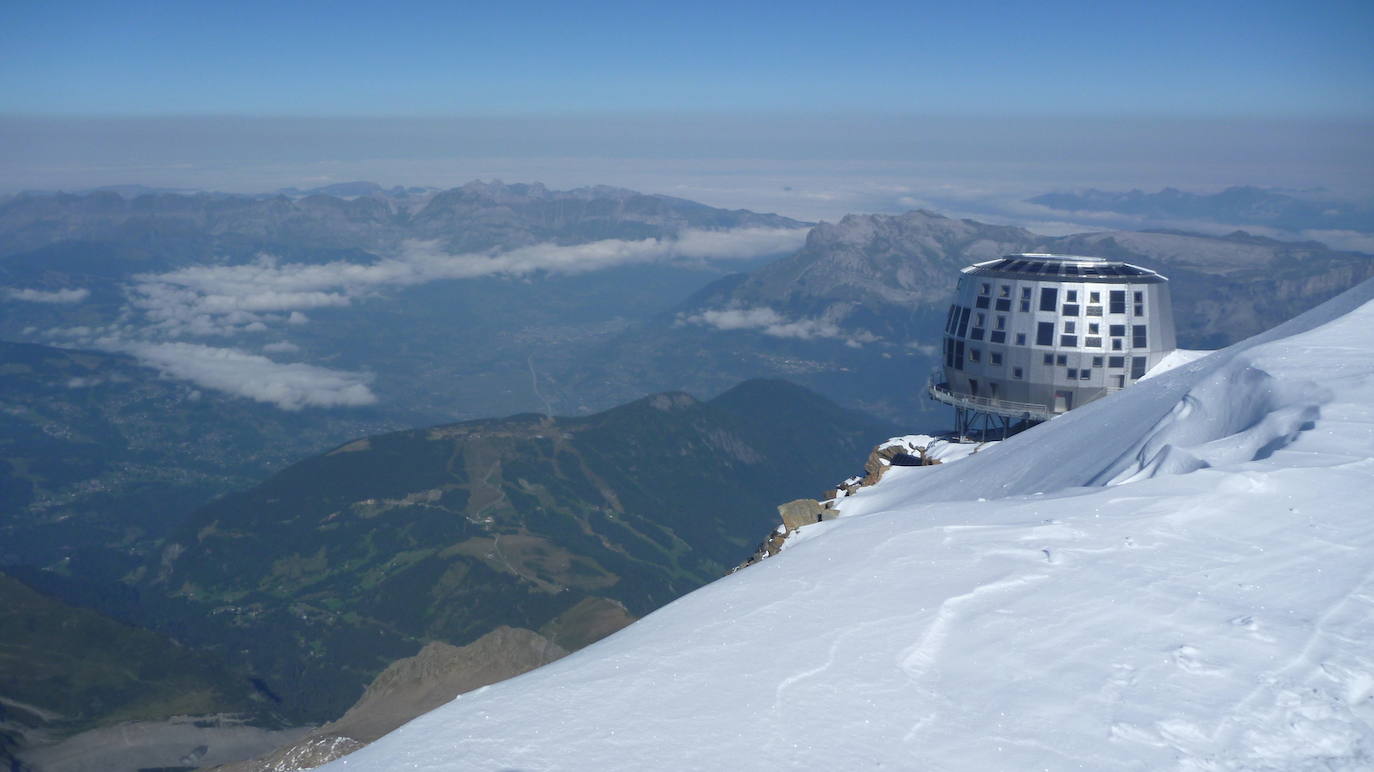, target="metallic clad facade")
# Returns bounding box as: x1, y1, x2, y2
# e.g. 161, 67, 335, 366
934, 253, 1177, 417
